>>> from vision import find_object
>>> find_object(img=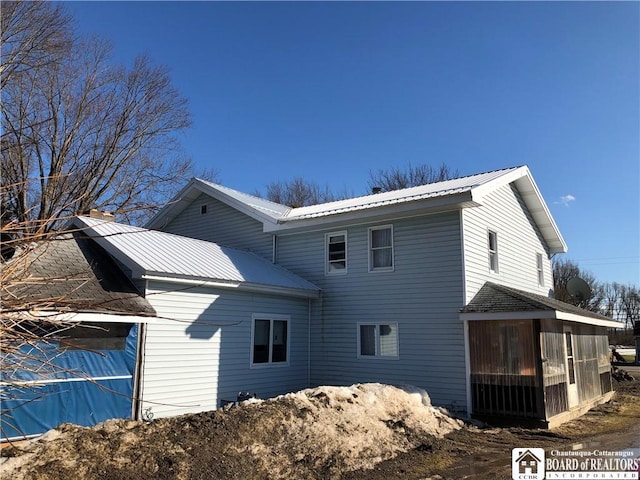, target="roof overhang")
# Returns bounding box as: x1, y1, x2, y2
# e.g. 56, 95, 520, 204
460, 310, 621, 328
146, 178, 284, 230
22, 310, 162, 324
471, 166, 567, 254
142, 273, 321, 299
268, 191, 478, 233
